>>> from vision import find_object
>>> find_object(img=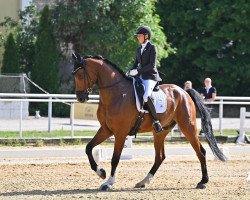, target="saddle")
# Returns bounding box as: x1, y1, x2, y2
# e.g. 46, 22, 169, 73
128, 77, 166, 136
132, 77, 166, 113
